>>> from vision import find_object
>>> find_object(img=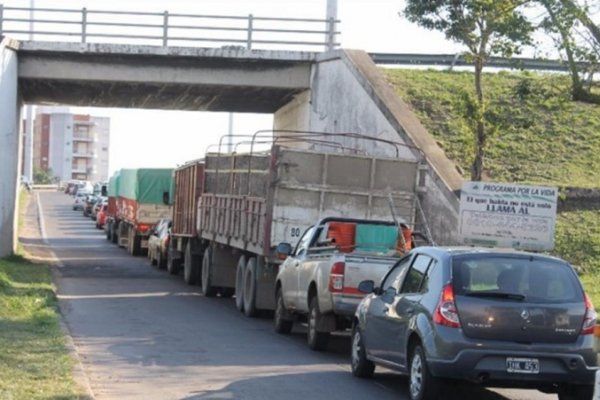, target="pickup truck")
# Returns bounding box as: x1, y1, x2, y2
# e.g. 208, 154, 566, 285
274, 217, 411, 351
